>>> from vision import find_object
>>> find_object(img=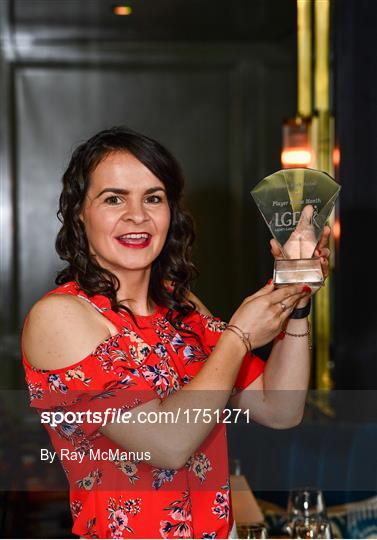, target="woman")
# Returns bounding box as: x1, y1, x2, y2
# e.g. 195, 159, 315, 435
22, 126, 330, 539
